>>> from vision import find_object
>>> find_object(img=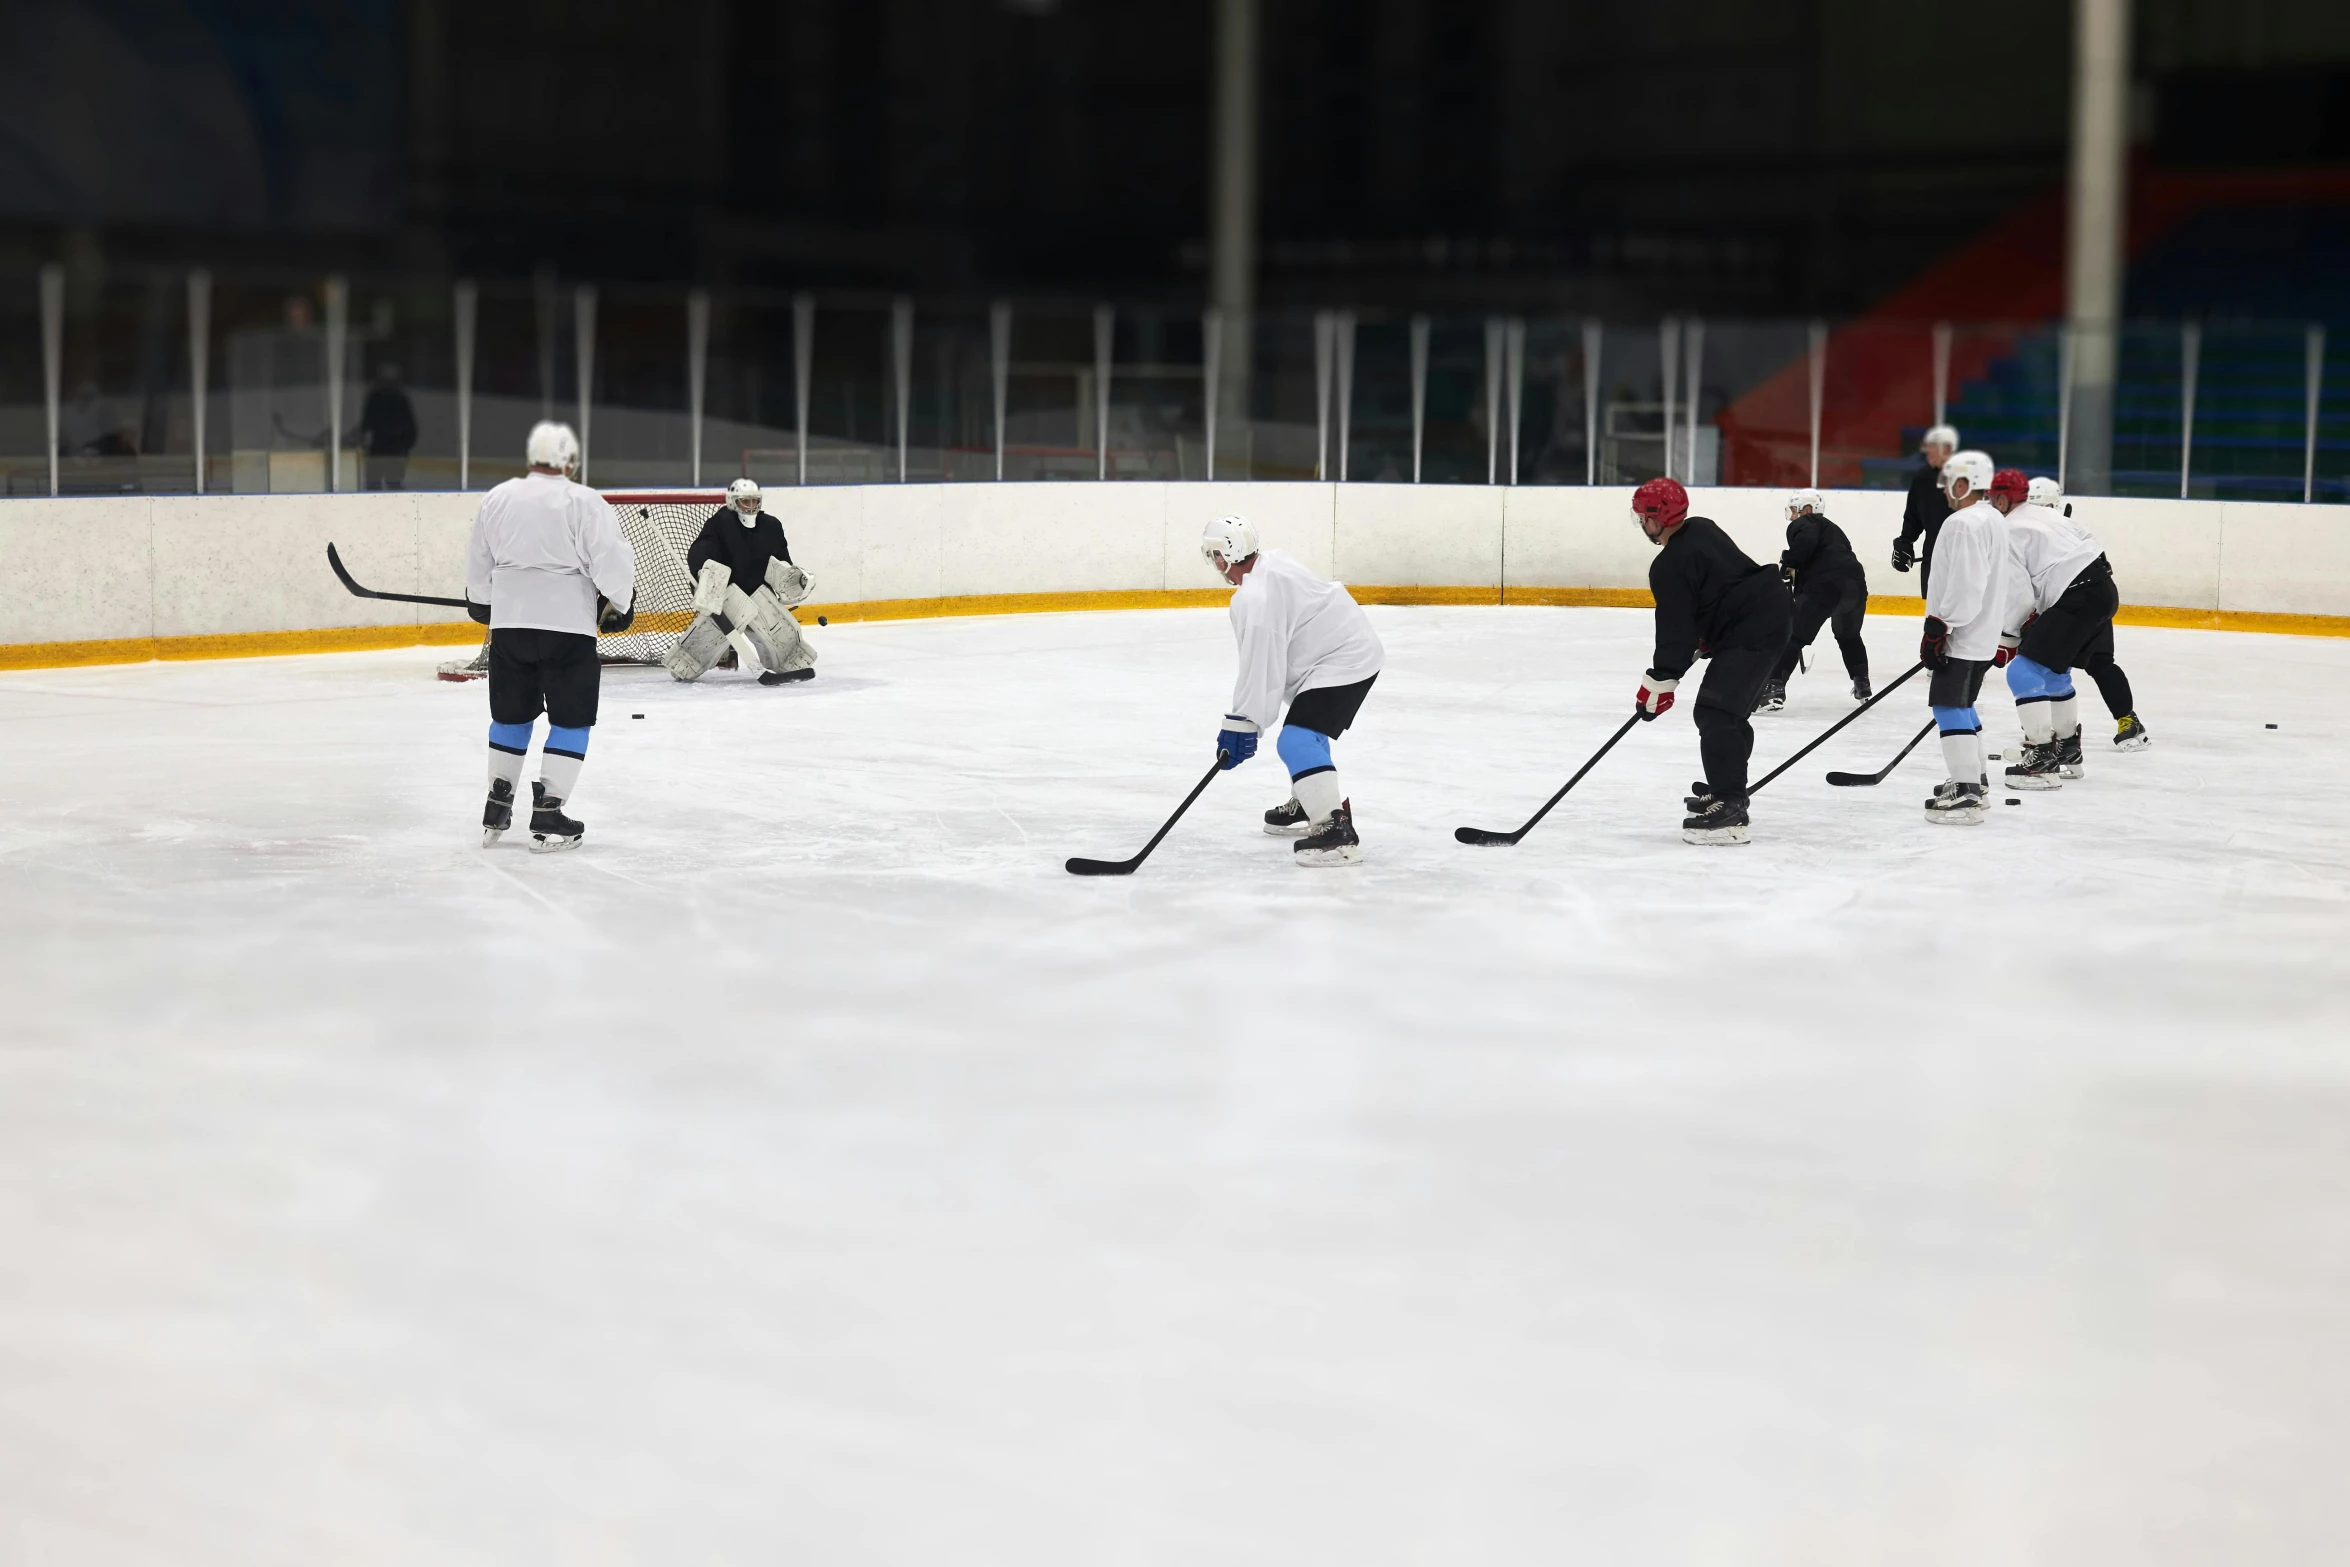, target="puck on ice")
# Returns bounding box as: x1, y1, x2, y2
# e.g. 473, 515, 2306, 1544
2266, 723, 2278, 729
2006, 797, 2021, 805
1988, 751, 2002, 760
632, 713, 644, 719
